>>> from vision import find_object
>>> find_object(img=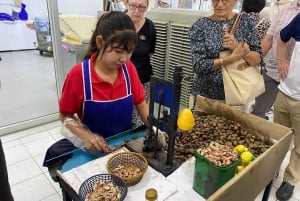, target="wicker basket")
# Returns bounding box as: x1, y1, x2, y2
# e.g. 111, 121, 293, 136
78, 174, 127, 201
106, 152, 148, 186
